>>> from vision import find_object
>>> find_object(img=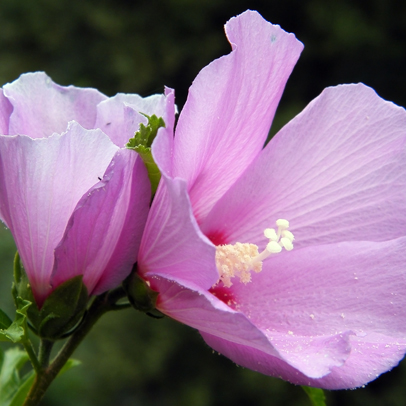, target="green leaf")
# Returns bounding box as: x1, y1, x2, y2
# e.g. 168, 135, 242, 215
8, 371, 34, 406
302, 386, 327, 406
0, 347, 30, 406
0, 298, 31, 343
126, 114, 165, 194
59, 358, 81, 375
37, 275, 88, 340
7, 359, 81, 406
0, 346, 4, 372
0, 309, 12, 330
